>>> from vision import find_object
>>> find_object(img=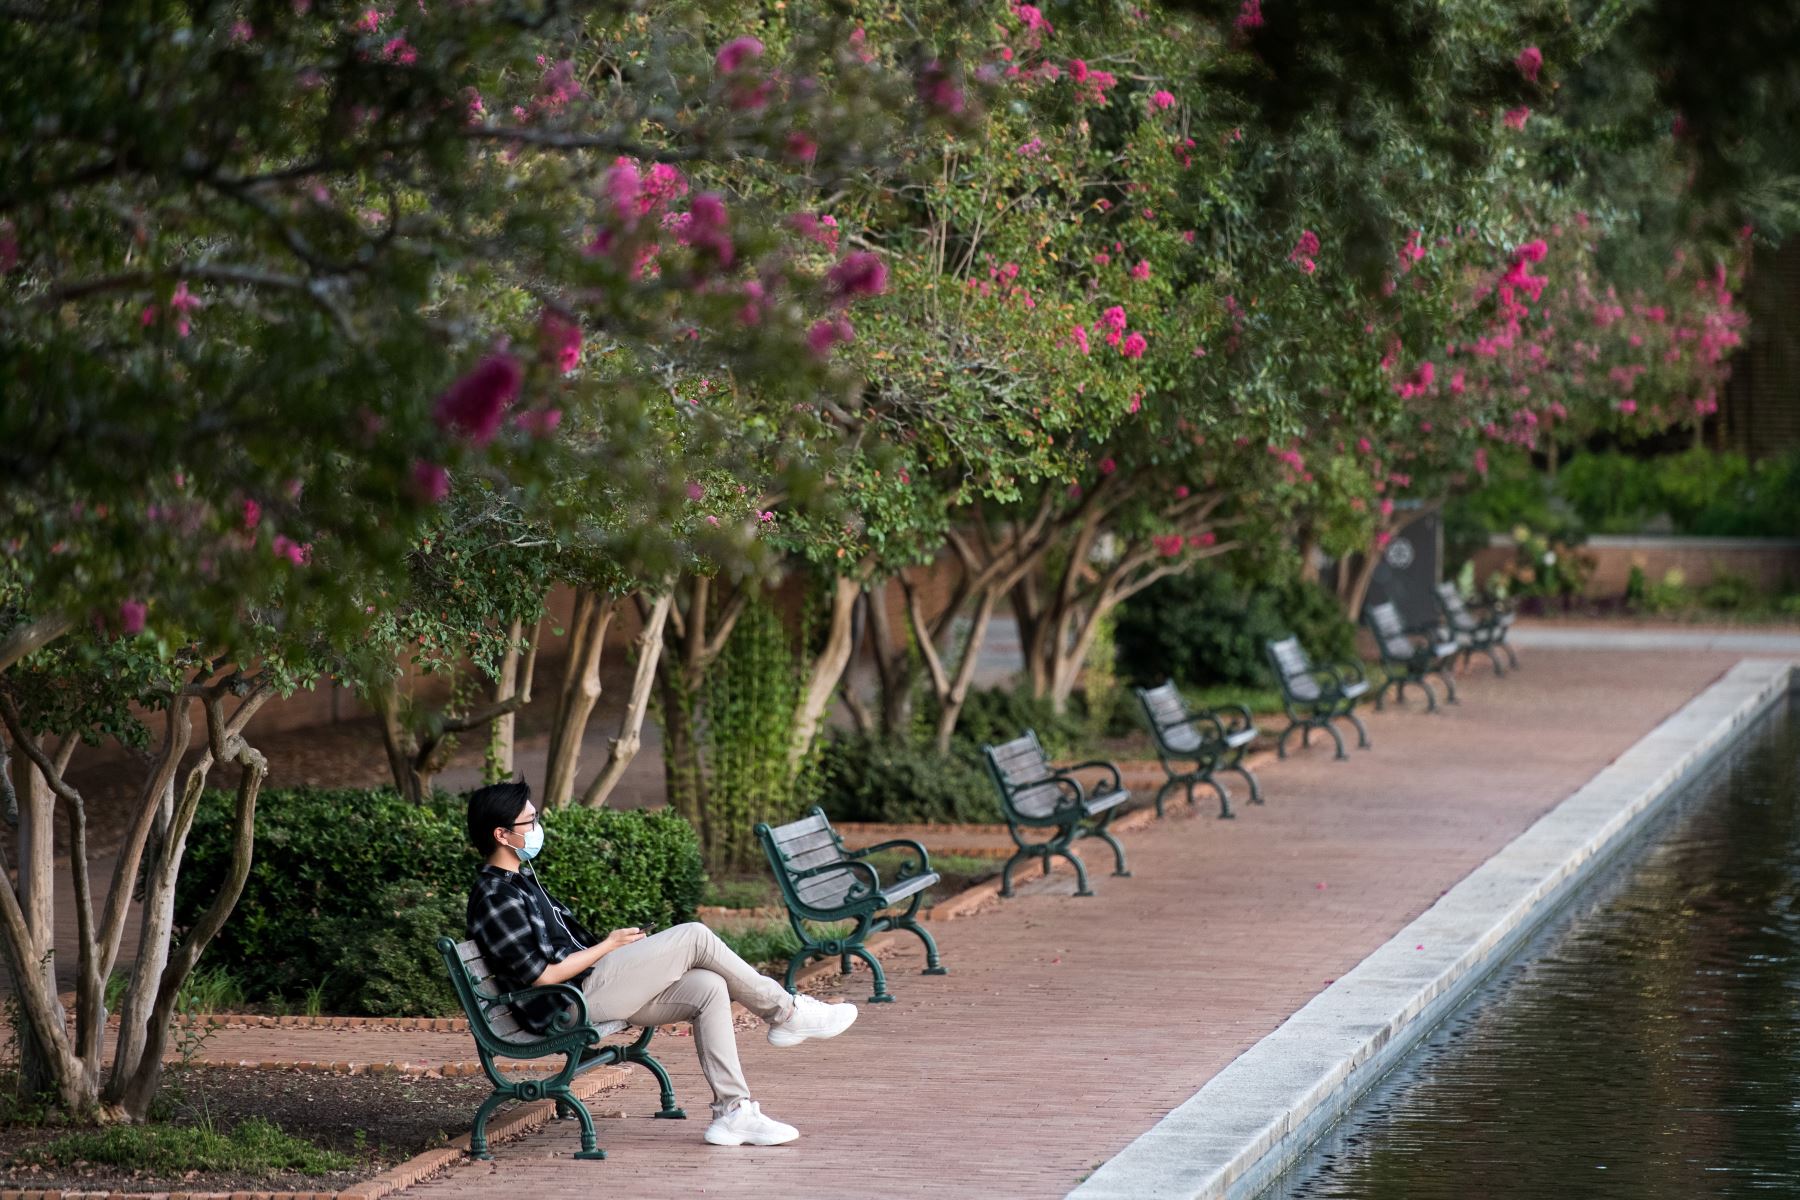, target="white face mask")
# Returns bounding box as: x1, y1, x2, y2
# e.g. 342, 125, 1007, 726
516, 824, 545, 860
